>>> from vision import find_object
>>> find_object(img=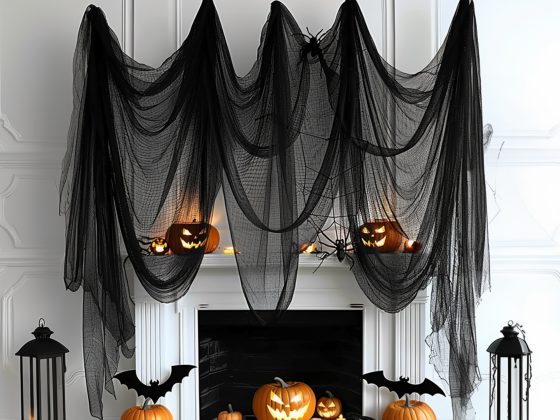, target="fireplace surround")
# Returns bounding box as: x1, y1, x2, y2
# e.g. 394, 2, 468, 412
134, 255, 428, 419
